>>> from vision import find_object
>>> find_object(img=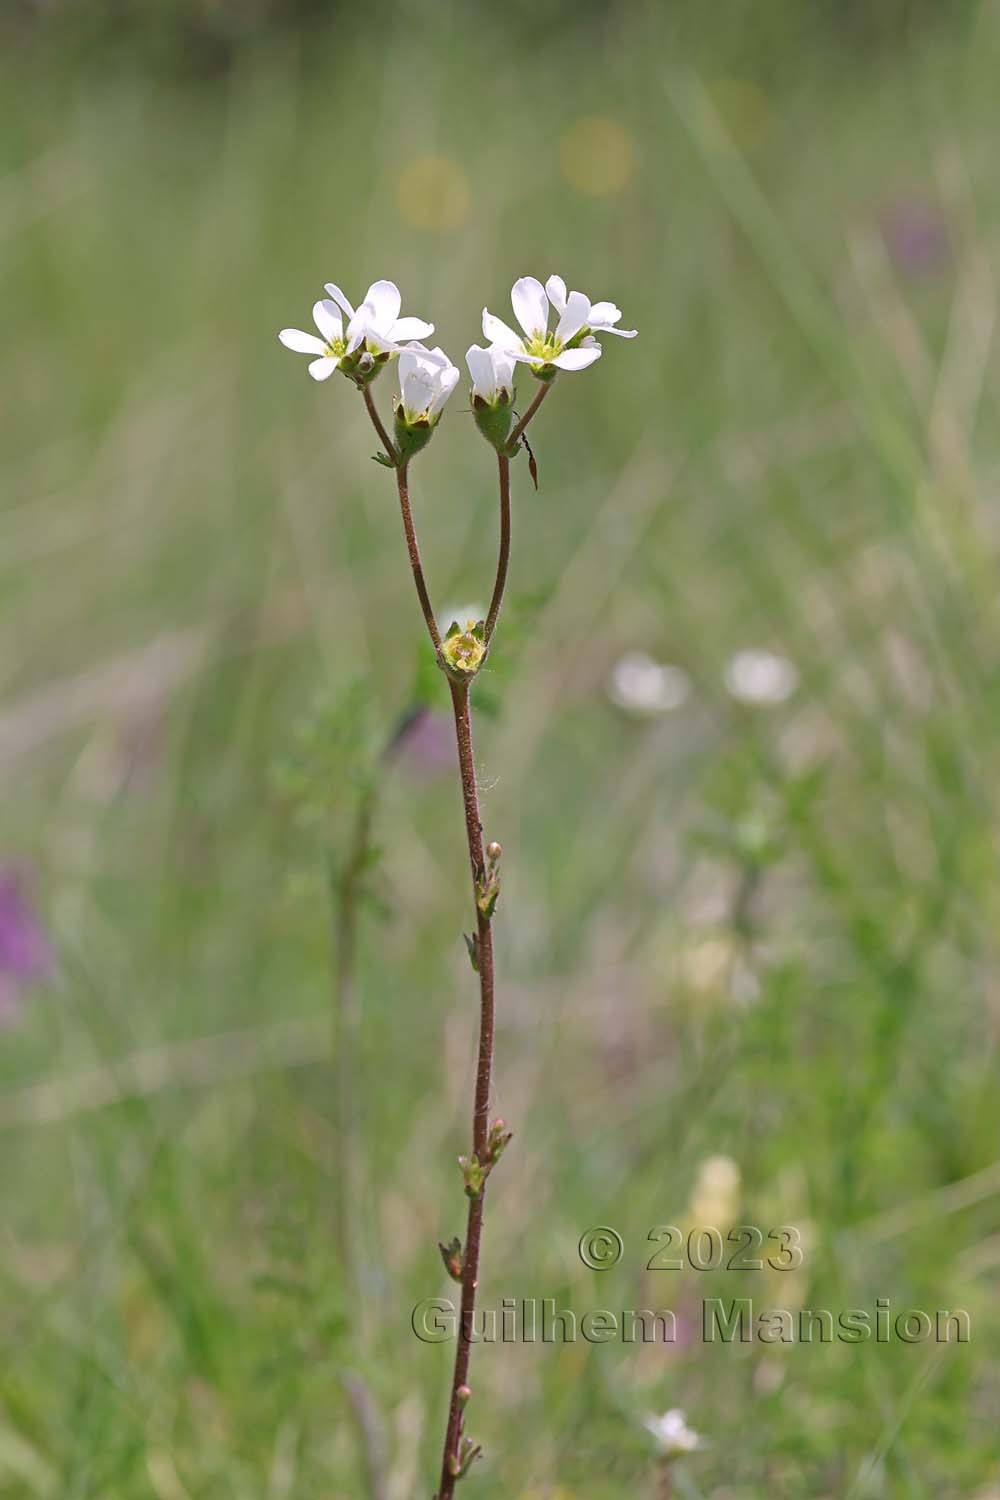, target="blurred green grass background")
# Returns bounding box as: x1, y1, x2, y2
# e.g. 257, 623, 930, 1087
2, 1, 1000, 1494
